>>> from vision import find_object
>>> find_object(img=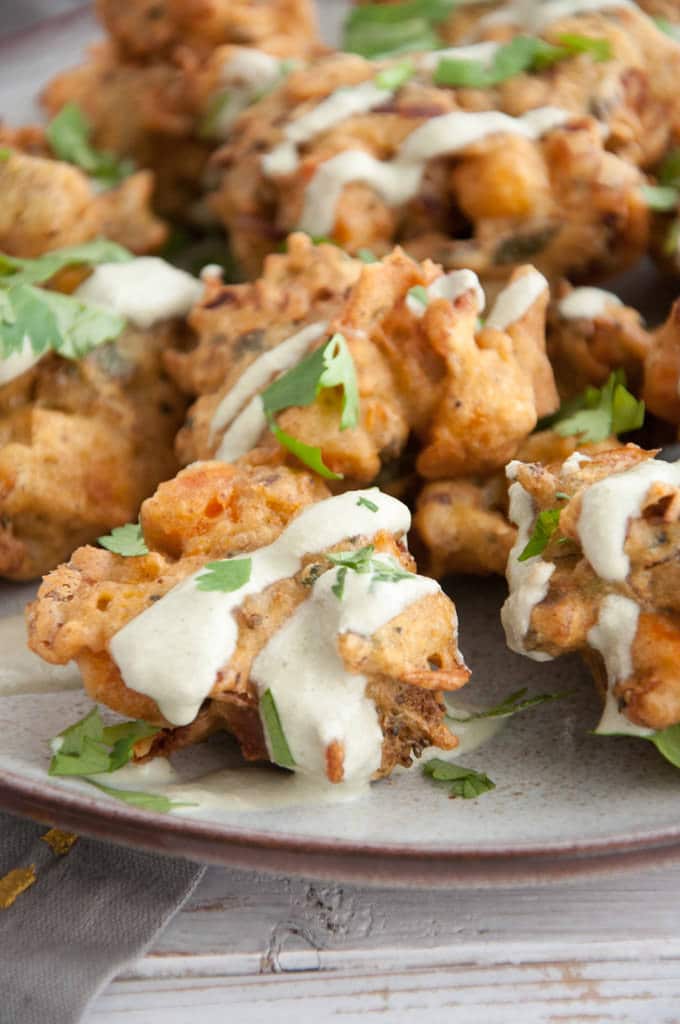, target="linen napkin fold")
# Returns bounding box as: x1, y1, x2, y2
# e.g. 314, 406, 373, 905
0, 811, 205, 1024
